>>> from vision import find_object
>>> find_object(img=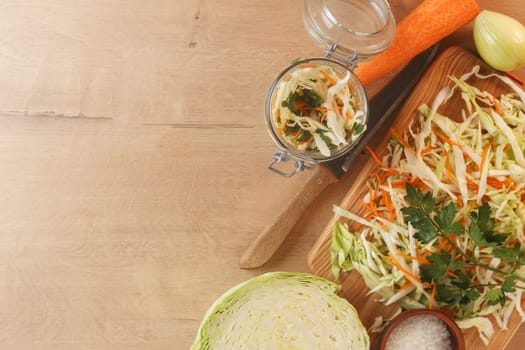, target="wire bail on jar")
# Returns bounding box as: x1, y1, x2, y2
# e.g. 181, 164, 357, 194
324, 44, 359, 70
267, 149, 317, 177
